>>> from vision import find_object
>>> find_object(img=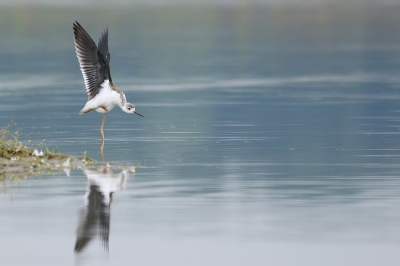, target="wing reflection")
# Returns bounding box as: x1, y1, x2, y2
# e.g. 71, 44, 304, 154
74, 164, 135, 253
